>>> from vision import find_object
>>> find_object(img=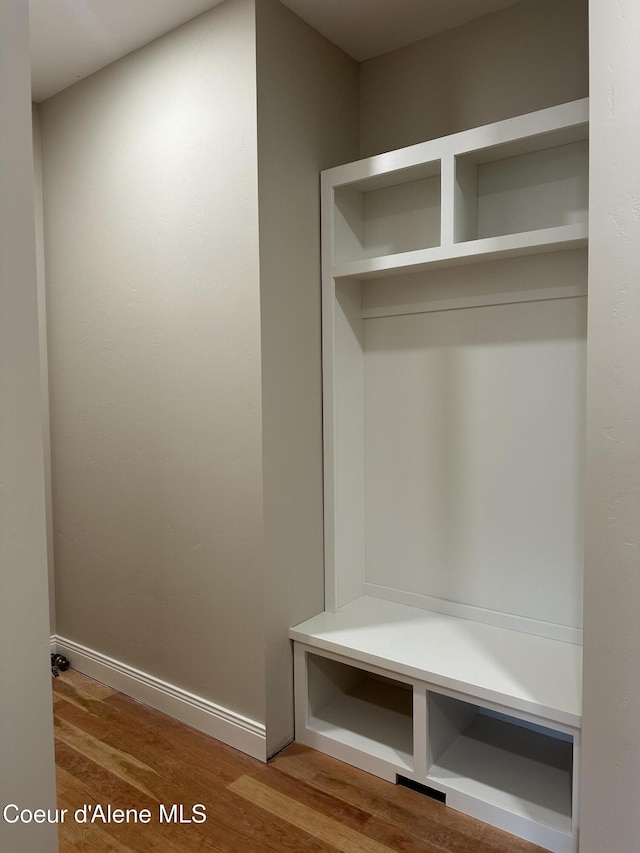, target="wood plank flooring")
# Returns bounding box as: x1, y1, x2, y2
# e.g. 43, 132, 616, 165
53, 670, 549, 852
